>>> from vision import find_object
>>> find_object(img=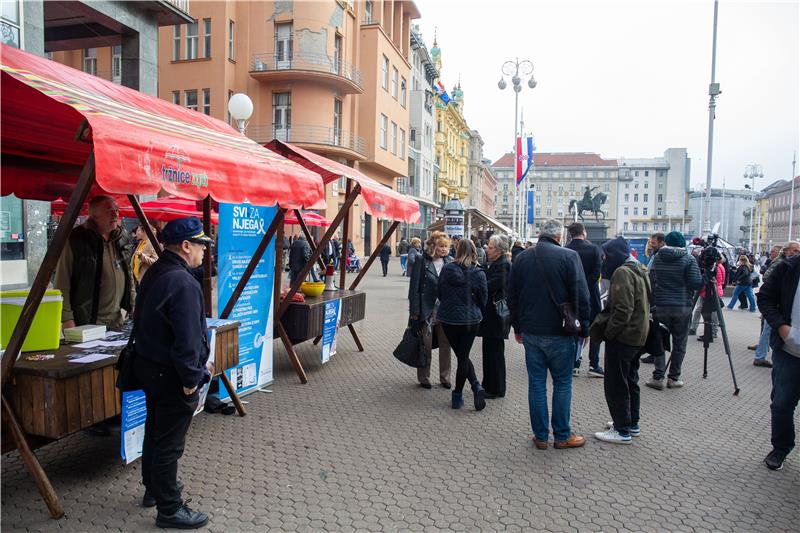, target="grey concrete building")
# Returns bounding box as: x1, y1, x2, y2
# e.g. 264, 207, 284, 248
688, 188, 751, 244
